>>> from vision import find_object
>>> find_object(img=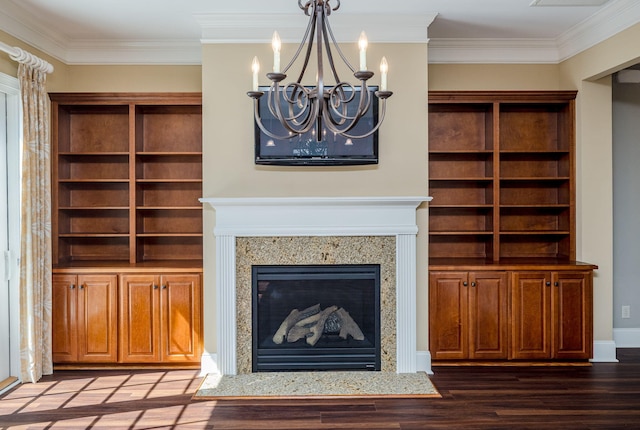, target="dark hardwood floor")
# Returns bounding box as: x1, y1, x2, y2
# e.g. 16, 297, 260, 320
1, 349, 639, 429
